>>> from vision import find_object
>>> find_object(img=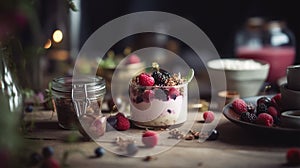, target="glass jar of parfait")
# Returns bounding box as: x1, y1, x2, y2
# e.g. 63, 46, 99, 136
129, 63, 193, 128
